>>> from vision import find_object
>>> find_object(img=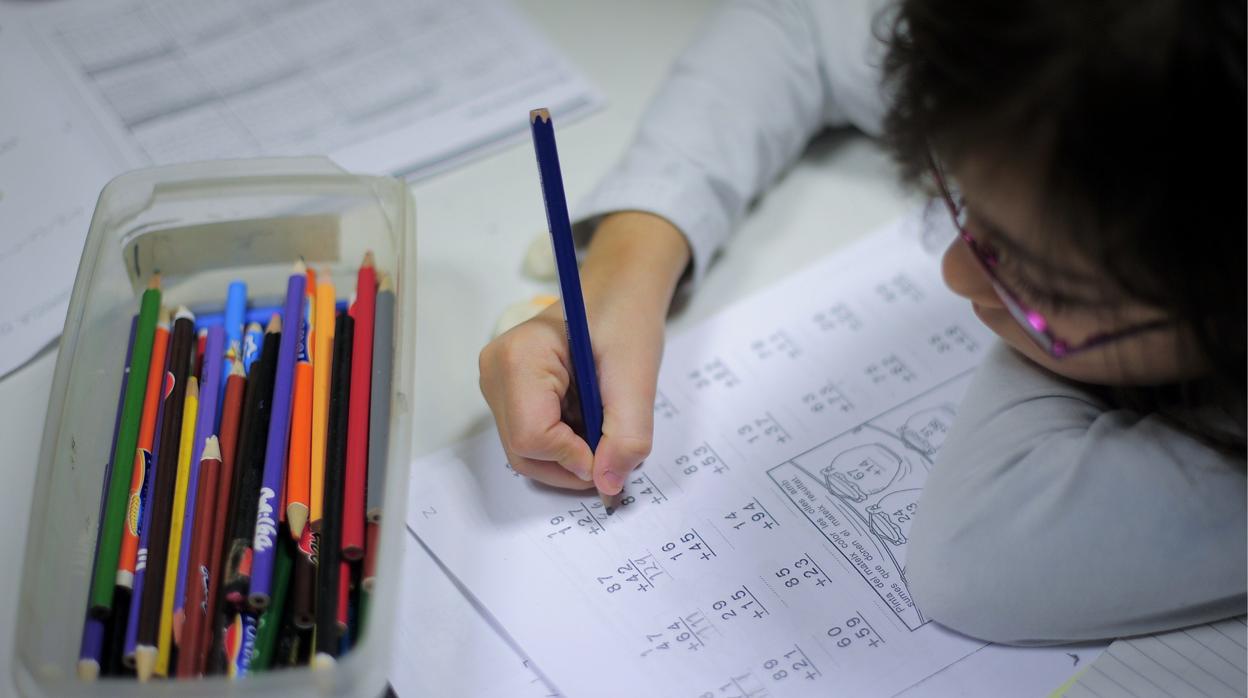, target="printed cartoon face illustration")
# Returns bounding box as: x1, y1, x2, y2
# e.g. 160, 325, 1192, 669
900, 406, 957, 456
867, 488, 921, 546
820, 443, 903, 502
